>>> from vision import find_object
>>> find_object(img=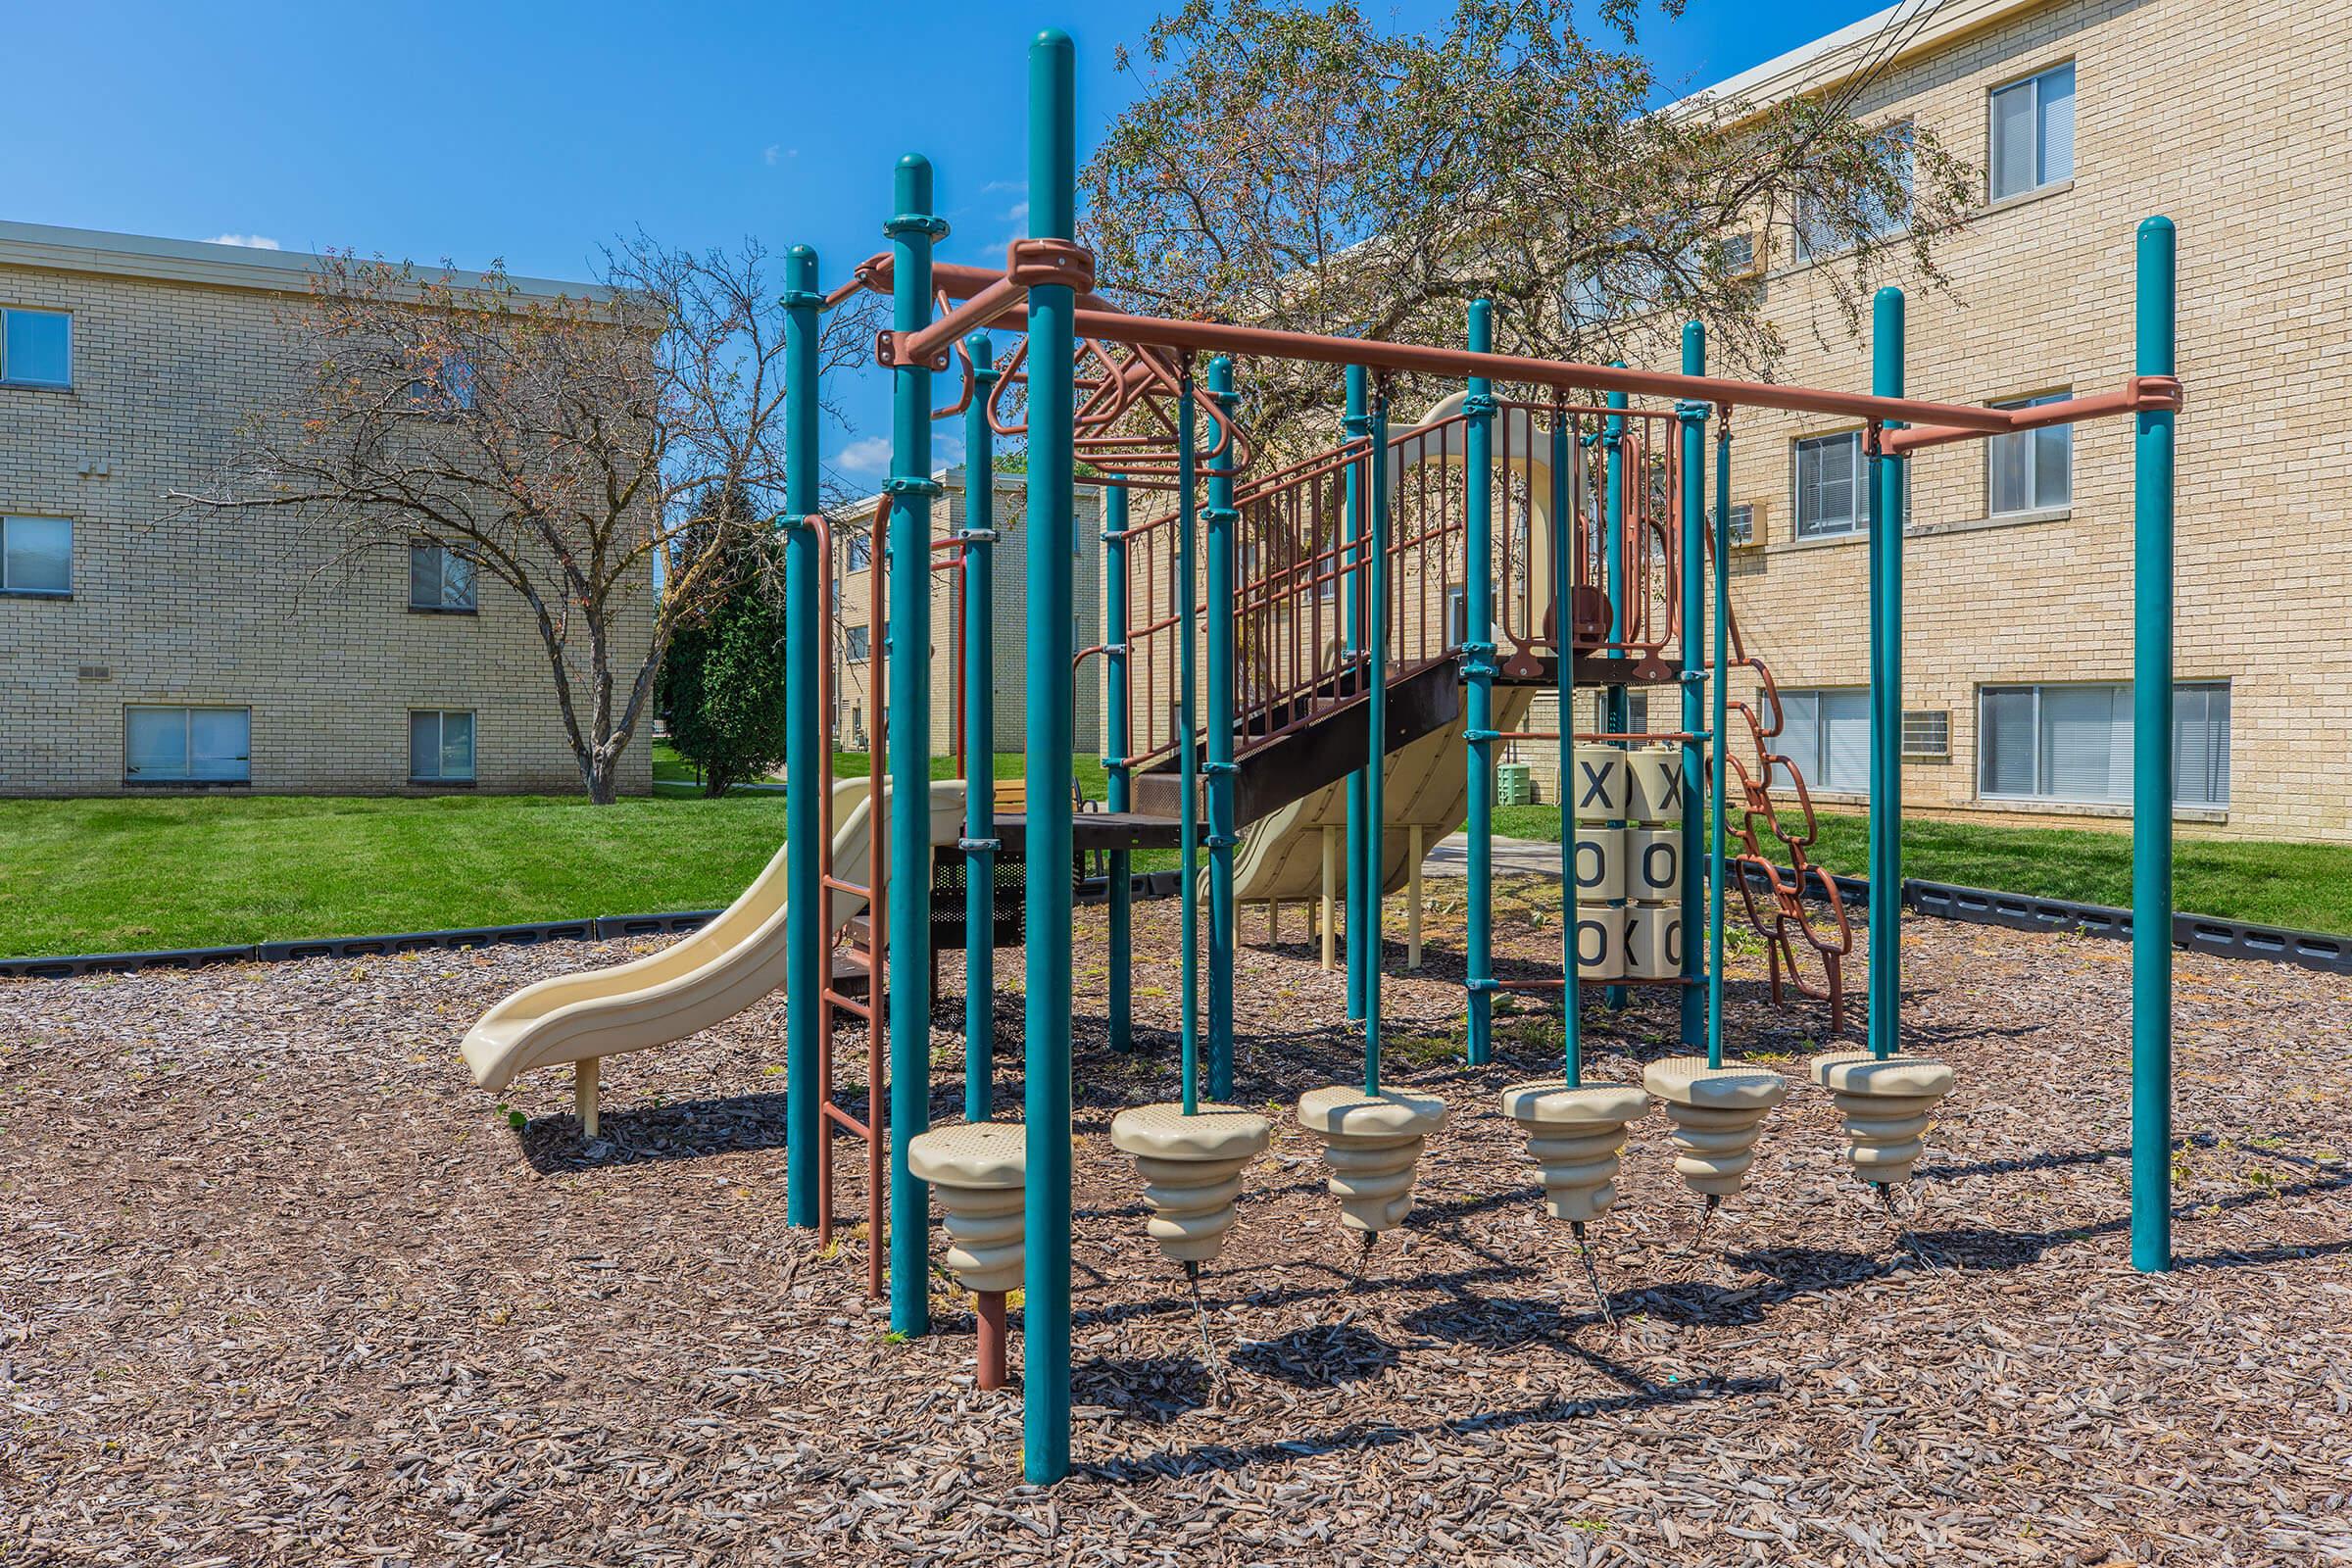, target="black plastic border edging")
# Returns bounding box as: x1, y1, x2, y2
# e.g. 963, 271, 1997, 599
7, 866, 2344, 981
1732, 862, 2352, 978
